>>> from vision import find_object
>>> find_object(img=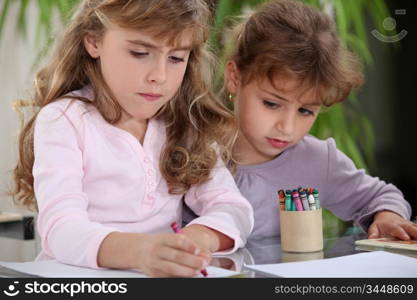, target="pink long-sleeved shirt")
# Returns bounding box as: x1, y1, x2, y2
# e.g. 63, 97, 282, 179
33, 86, 254, 268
